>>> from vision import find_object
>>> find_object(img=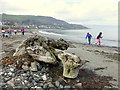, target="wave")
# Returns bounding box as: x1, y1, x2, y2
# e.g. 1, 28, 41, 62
39, 30, 64, 36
